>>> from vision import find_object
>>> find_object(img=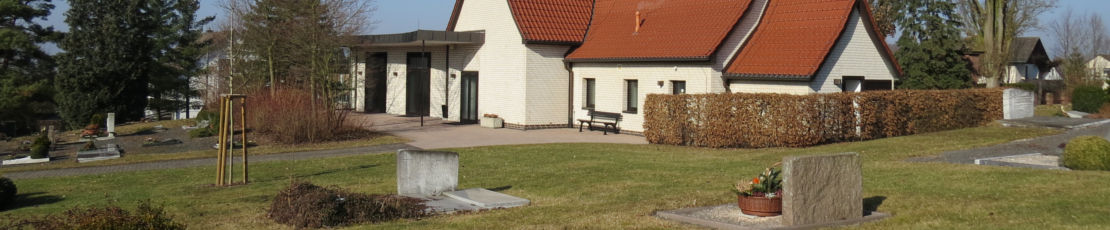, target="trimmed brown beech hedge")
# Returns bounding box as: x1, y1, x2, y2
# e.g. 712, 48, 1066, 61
643, 89, 1003, 148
